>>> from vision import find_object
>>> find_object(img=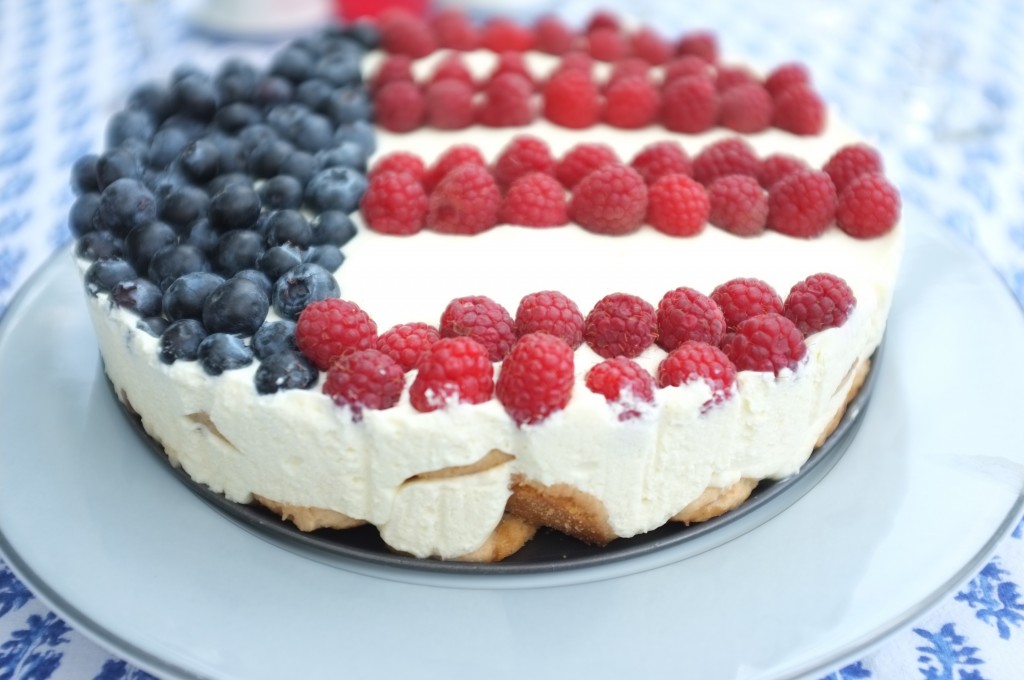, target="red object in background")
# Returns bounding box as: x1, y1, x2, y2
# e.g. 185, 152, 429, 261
337, 0, 428, 20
